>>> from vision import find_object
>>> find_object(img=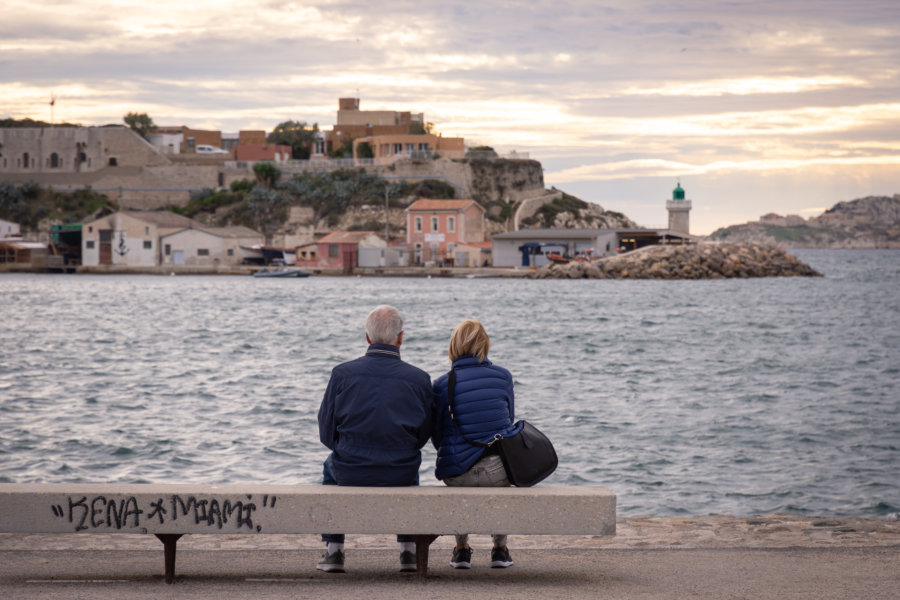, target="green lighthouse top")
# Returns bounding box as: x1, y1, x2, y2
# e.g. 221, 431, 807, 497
672, 181, 685, 201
